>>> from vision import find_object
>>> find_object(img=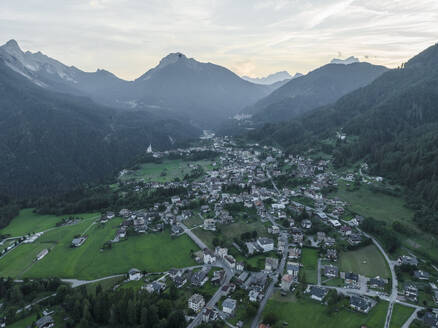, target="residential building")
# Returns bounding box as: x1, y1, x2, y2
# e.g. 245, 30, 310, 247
188, 294, 205, 313
257, 237, 274, 252
222, 298, 237, 315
